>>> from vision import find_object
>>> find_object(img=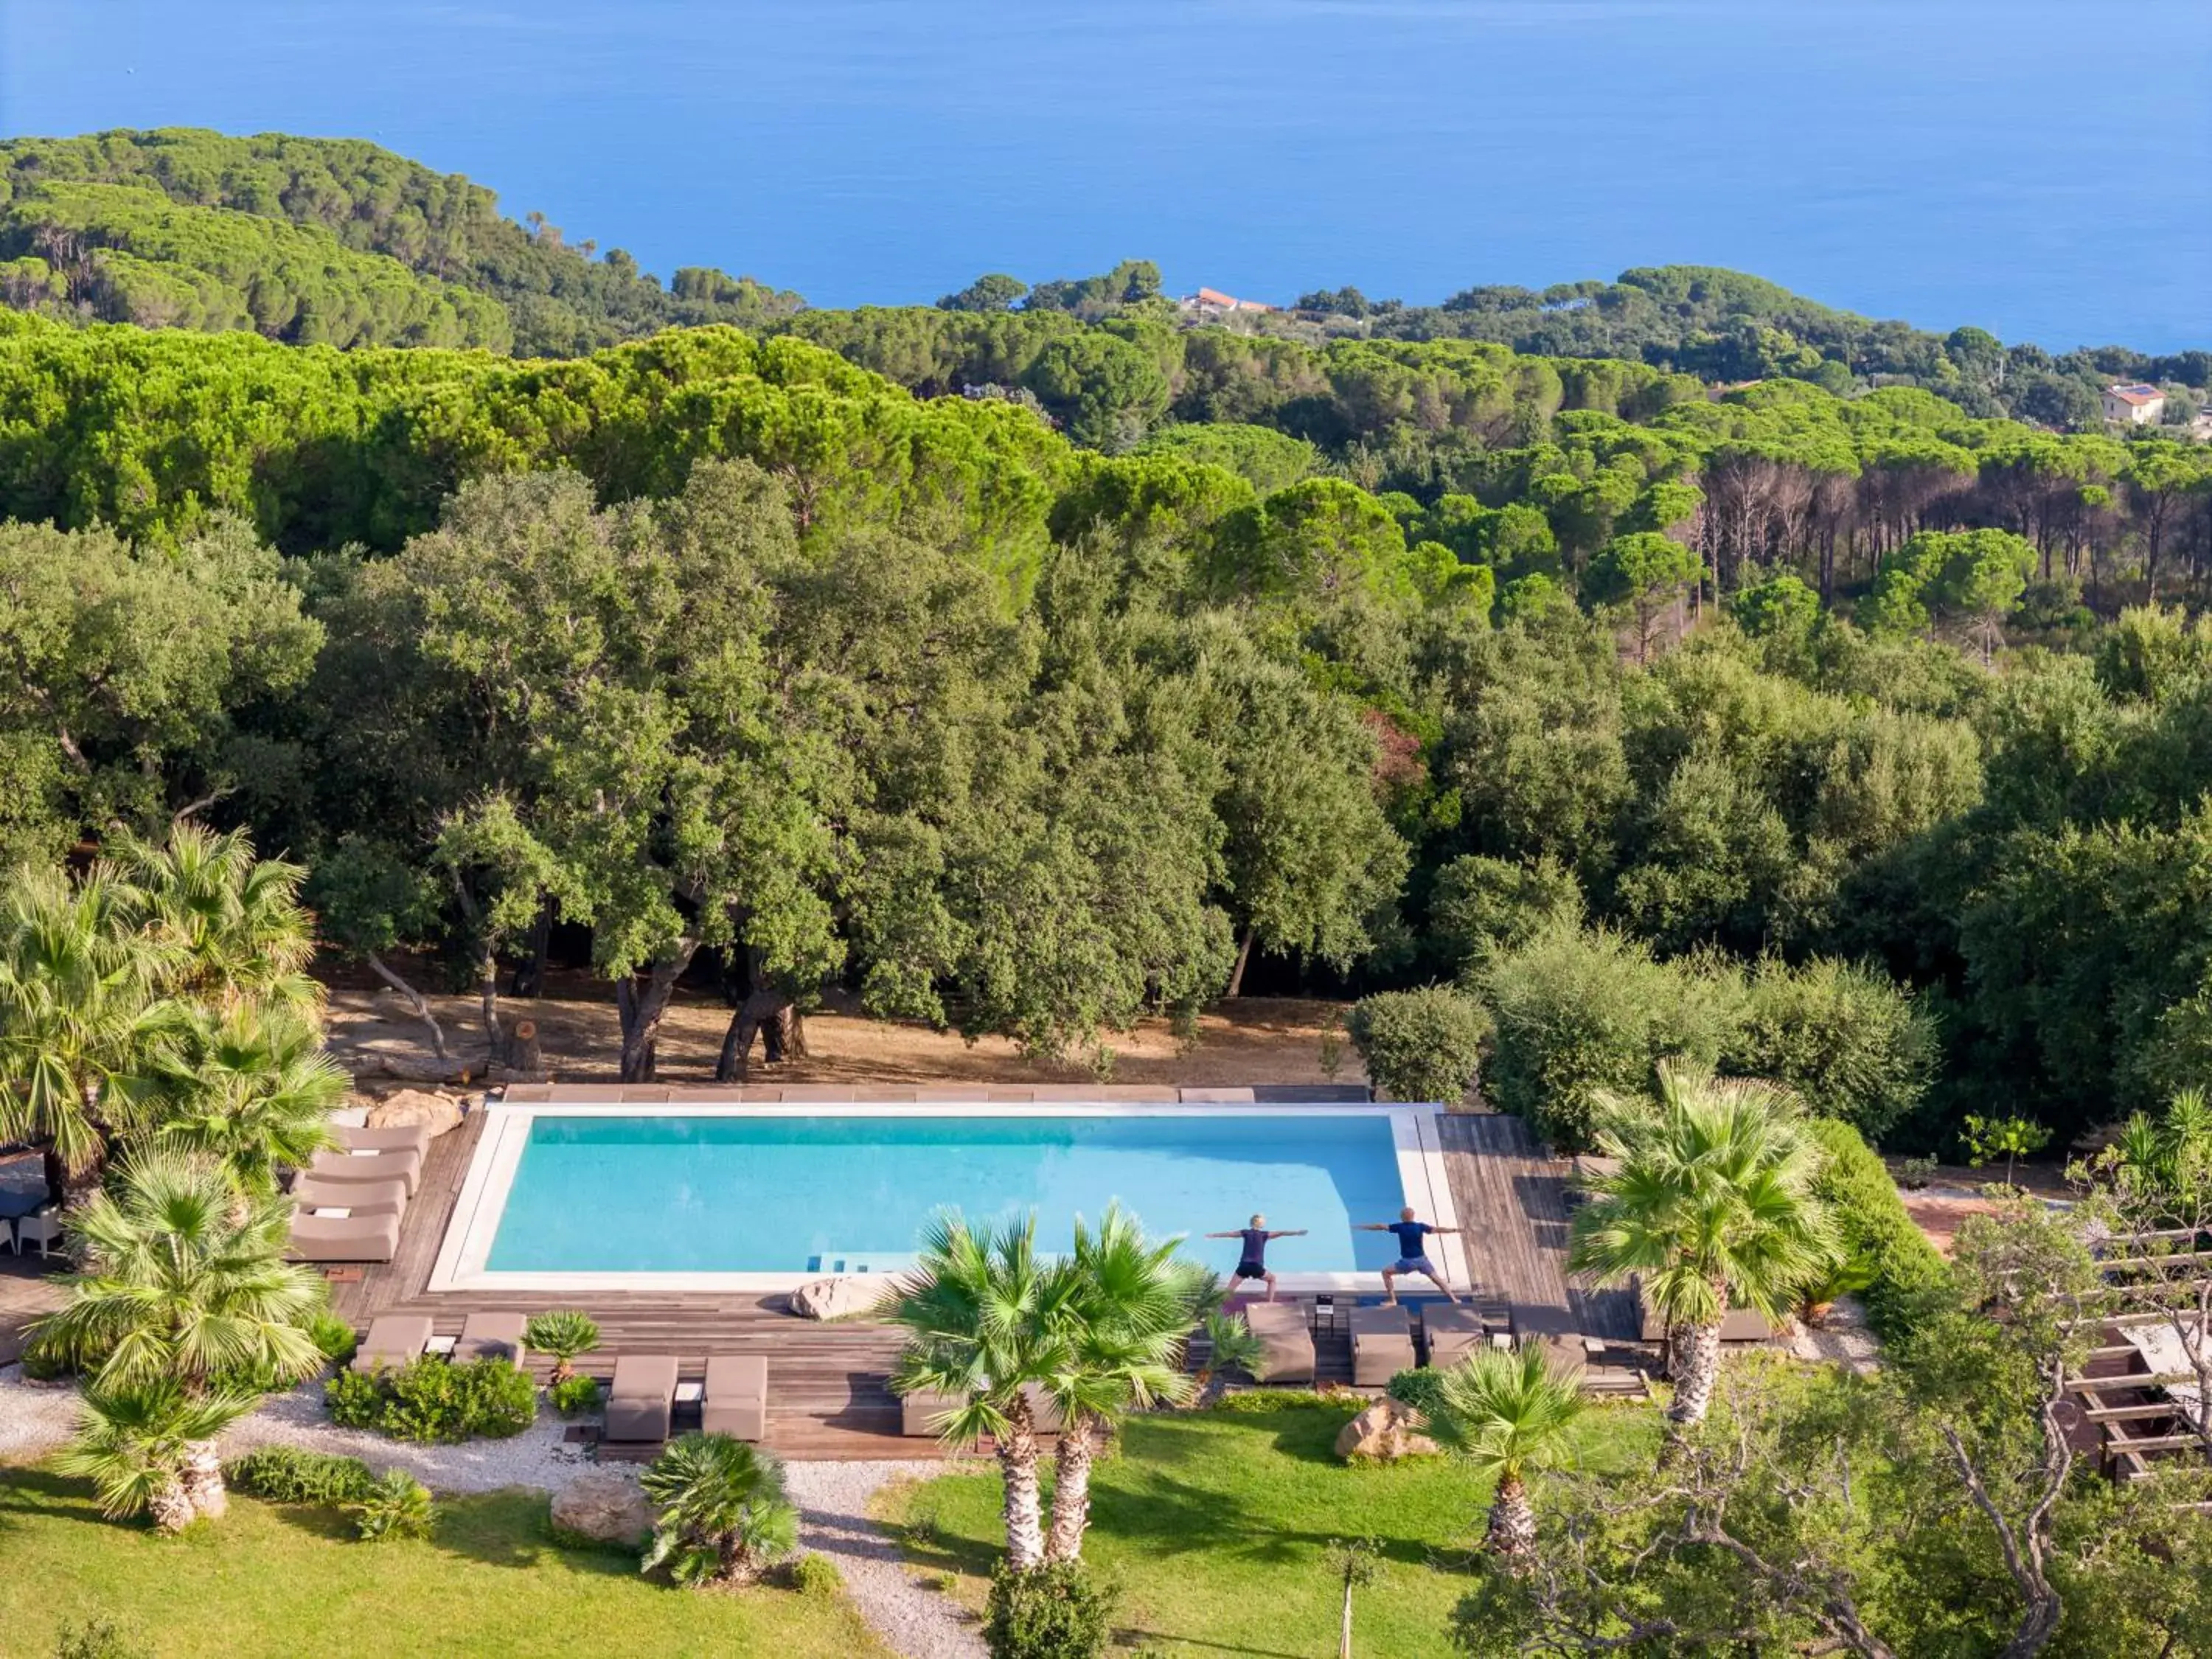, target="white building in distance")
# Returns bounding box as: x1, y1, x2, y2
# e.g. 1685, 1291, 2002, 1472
2104, 383, 2167, 425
